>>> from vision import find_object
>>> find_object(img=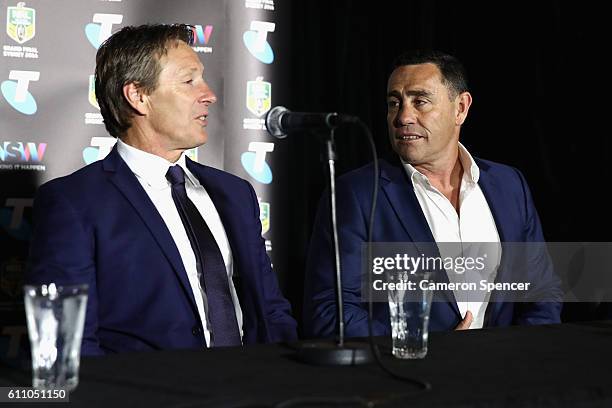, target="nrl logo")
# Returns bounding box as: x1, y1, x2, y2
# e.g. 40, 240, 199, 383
259, 201, 270, 235
185, 148, 198, 162
6, 2, 35, 45
246, 76, 271, 117
88, 75, 99, 110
